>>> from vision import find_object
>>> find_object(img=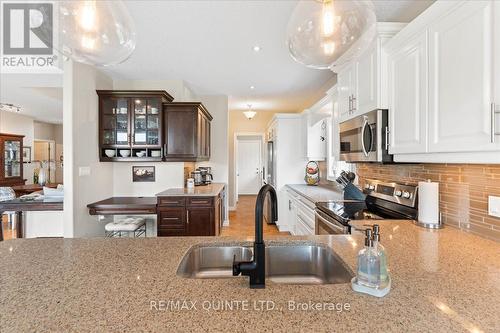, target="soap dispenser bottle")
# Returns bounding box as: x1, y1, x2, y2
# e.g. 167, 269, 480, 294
356, 229, 379, 288
372, 224, 389, 286
352, 226, 392, 297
